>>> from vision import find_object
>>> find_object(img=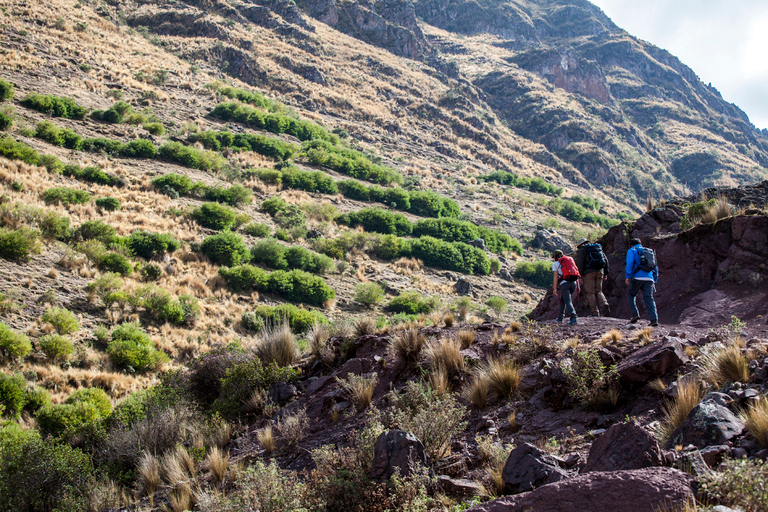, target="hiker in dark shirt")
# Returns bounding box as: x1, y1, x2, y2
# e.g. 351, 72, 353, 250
625, 238, 659, 326
575, 238, 611, 317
